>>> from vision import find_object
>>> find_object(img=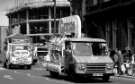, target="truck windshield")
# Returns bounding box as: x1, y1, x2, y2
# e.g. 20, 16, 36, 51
72, 42, 93, 56
11, 45, 31, 51
72, 42, 108, 56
